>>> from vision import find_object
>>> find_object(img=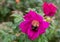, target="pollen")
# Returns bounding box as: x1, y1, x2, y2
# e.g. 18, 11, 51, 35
32, 20, 39, 27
